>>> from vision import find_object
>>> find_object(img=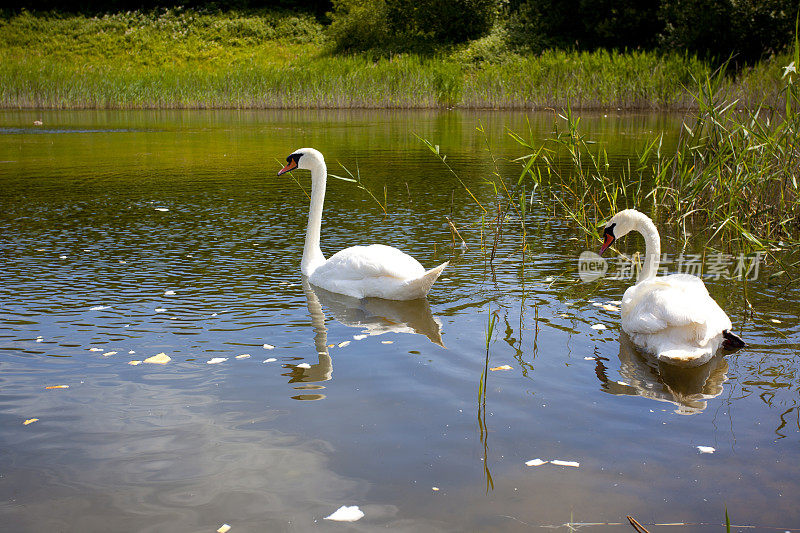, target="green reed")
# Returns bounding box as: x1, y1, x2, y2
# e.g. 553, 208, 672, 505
510, 57, 800, 251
